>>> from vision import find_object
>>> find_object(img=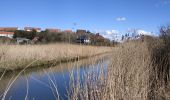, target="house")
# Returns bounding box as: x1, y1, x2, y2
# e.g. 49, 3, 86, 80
0, 27, 18, 32
0, 27, 18, 38
16, 37, 31, 44
76, 29, 87, 35
95, 33, 105, 40
77, 35, 90, 44
24, 27, 41, 32
63, 30, 73, 33
46, 28, 61, 33
0, 31, 14, 38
